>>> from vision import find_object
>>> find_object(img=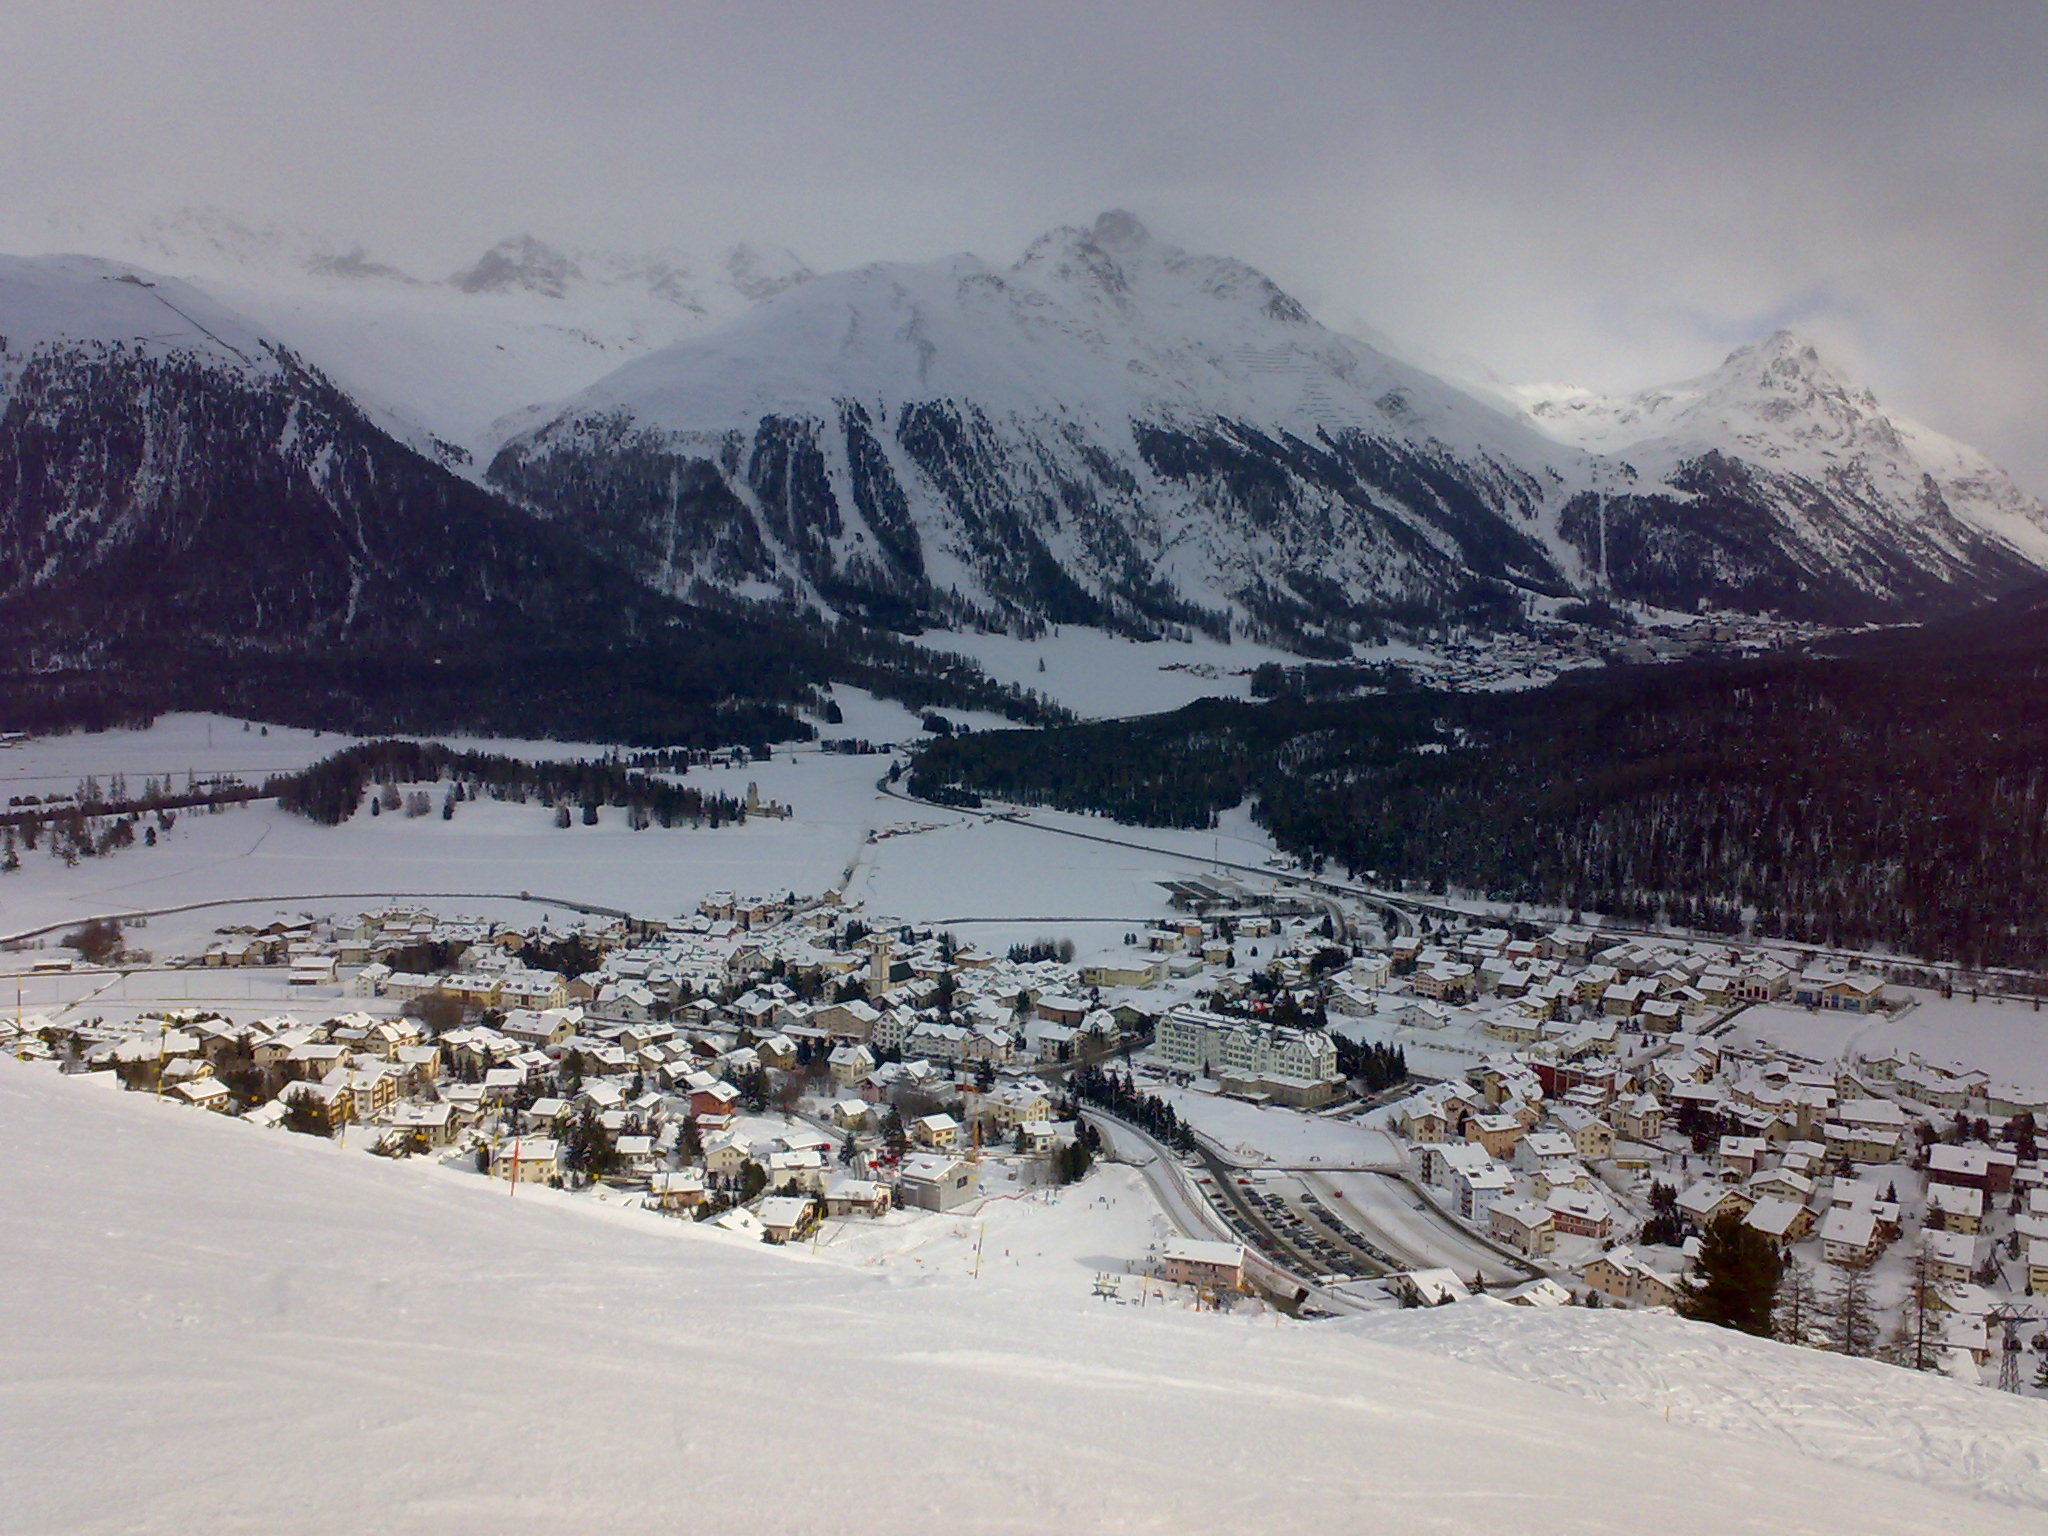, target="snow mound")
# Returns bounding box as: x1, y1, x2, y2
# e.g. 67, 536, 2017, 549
1347, 1298, 2048, 1512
